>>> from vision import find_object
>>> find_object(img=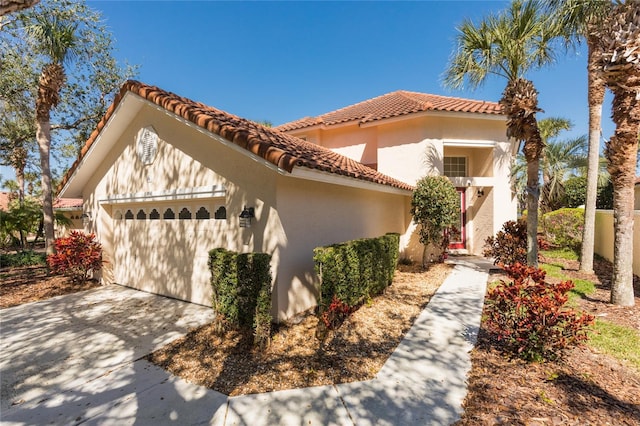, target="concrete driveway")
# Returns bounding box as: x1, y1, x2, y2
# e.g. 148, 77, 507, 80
0, 284, 226, 425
